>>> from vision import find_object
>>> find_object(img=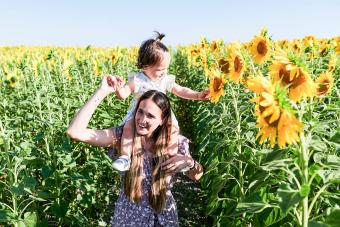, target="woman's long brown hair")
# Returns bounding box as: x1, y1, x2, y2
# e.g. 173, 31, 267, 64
124, 90, 171, 213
